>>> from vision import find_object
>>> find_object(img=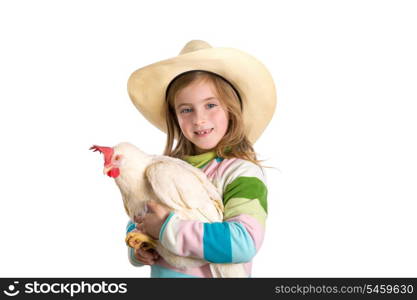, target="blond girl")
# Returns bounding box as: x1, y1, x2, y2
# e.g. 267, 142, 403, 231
126, 40, 276, 277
